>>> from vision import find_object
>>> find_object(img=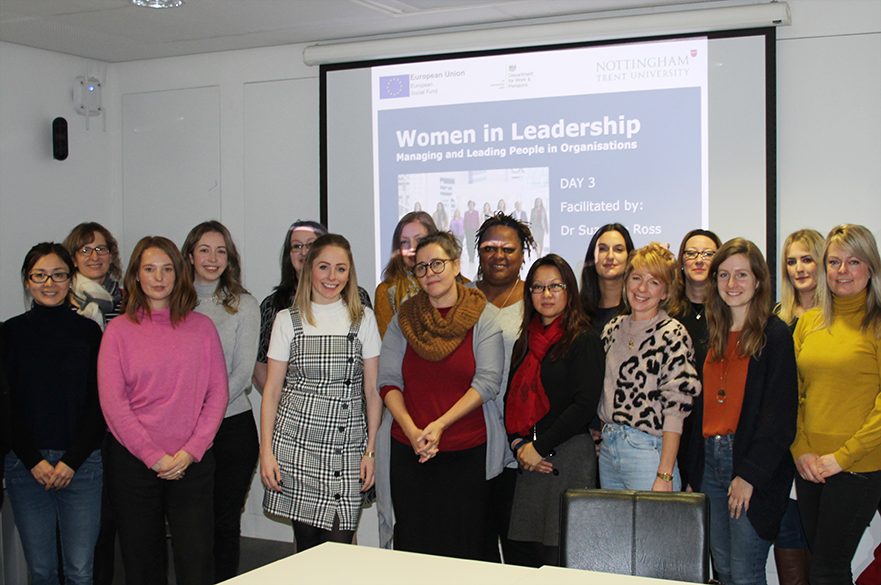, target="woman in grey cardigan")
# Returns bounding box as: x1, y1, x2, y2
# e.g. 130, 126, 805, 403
375, 231, 505, 560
